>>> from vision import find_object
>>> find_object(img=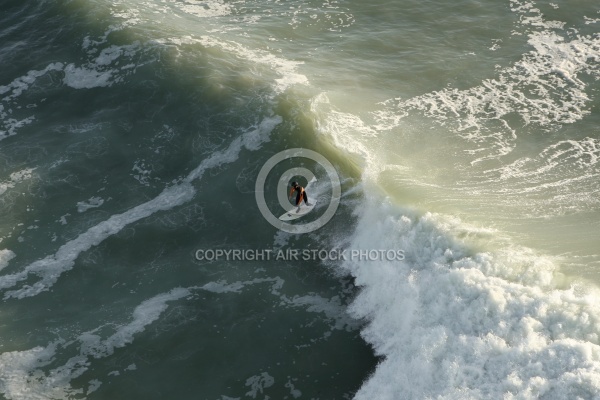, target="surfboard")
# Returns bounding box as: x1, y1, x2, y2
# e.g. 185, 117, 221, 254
278, 201, 316, 221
